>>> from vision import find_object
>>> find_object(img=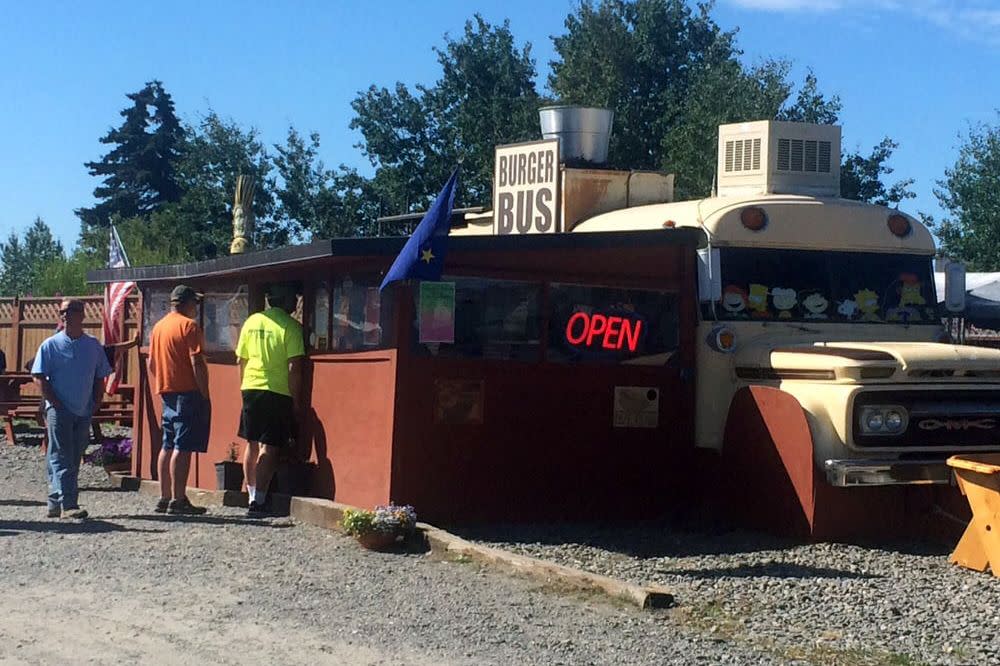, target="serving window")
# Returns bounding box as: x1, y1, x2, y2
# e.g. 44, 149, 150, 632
307, 274, 393, 352
411, 278, 678, 366
202, 286, 248, 353
413, 277, 542, 362
141, 287, 172, 345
